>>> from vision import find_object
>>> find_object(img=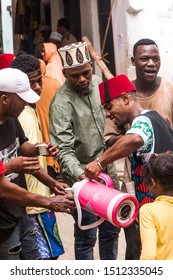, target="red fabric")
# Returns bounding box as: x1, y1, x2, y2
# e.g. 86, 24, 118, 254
0, 161, 6, 175
0, 54, 15, 70
99, 74, 136, 105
